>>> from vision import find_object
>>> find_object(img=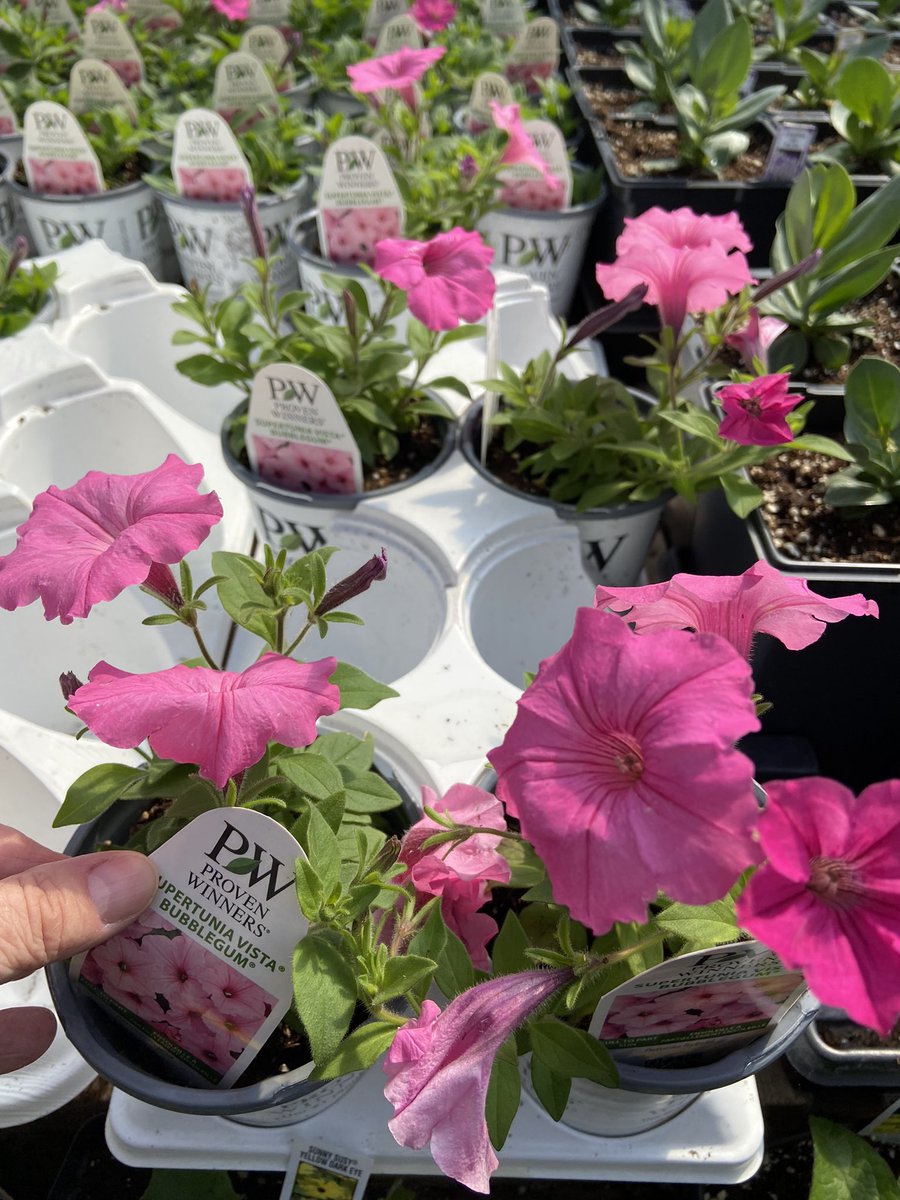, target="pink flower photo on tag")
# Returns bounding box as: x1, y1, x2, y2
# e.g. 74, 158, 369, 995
0, 116, 15, 135
251, 436, 358, 494
106, 58, 142, 86
176, 166, 251, 202
504, 59, 552, 93
26, 157, 103, 196
498, 176, 566, 211
320, 205, 402, 265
